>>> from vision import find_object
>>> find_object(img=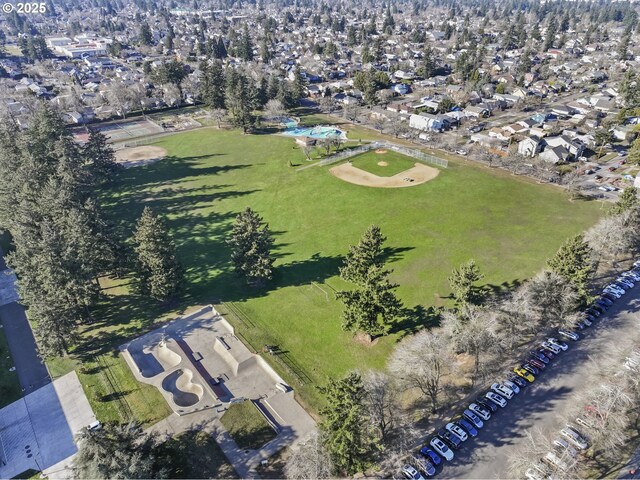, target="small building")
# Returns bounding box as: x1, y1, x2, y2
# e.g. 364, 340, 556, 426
518, 137, 543, 158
